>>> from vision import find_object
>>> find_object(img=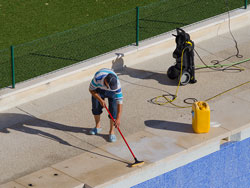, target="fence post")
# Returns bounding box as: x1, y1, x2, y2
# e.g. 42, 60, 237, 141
11, 46, 15, 88
245, 0, 248, 9
136, 6, 139, 46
